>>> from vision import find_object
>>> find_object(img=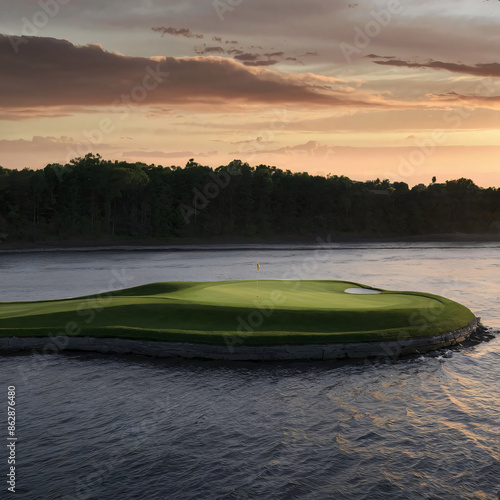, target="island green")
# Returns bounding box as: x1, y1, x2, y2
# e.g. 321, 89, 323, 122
0, 280, 475, 346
